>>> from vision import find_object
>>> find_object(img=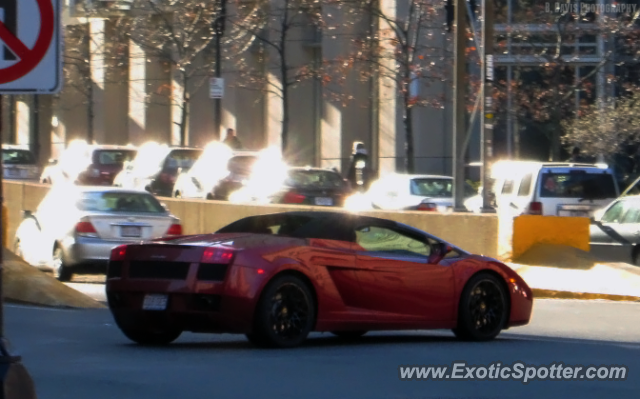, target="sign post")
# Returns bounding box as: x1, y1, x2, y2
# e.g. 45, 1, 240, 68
0, 0, 61, 397
209, 78, 224, 100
